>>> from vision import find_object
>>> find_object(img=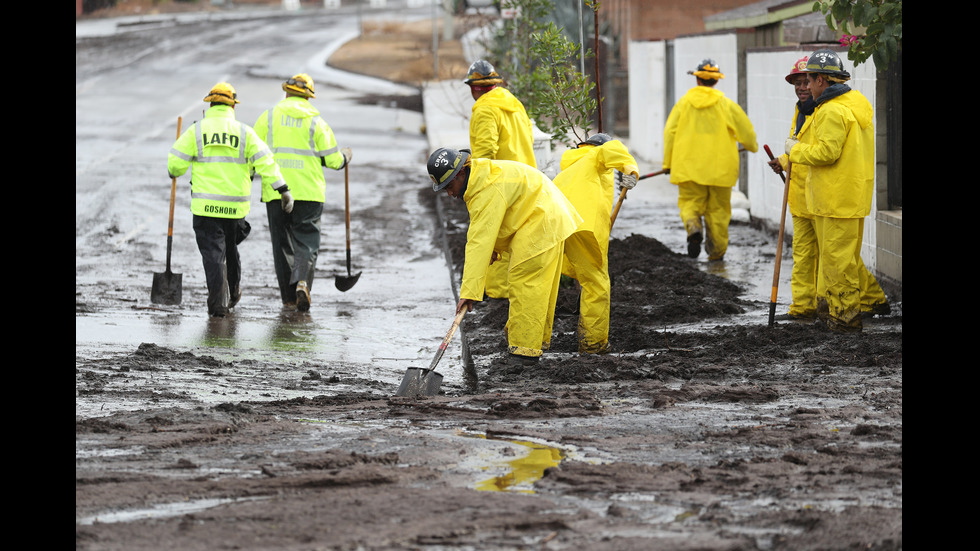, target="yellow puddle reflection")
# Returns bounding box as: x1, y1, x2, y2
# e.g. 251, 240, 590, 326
472, 437, 564, 494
